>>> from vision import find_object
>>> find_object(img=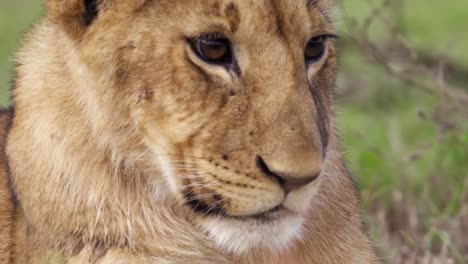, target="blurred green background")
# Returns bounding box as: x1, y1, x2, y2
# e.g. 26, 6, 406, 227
1, 0, 467, 263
